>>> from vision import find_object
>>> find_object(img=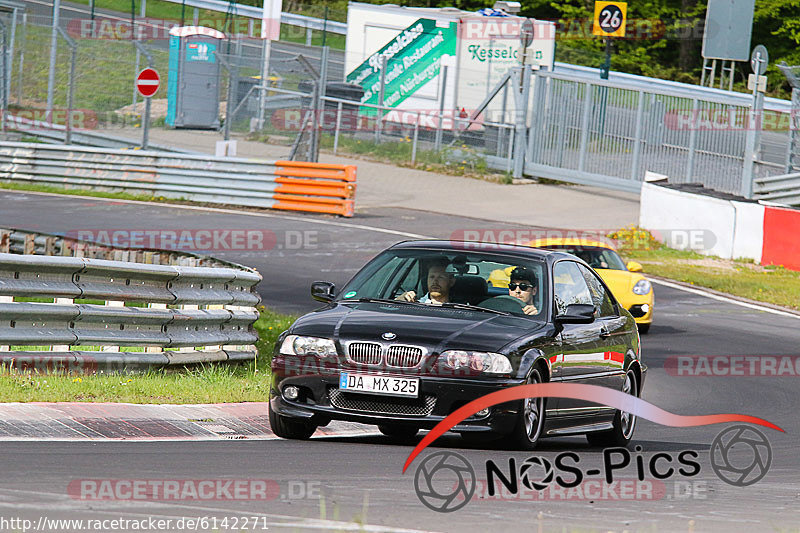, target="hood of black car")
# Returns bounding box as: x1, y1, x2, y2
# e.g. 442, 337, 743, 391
290, 301, 543, 353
